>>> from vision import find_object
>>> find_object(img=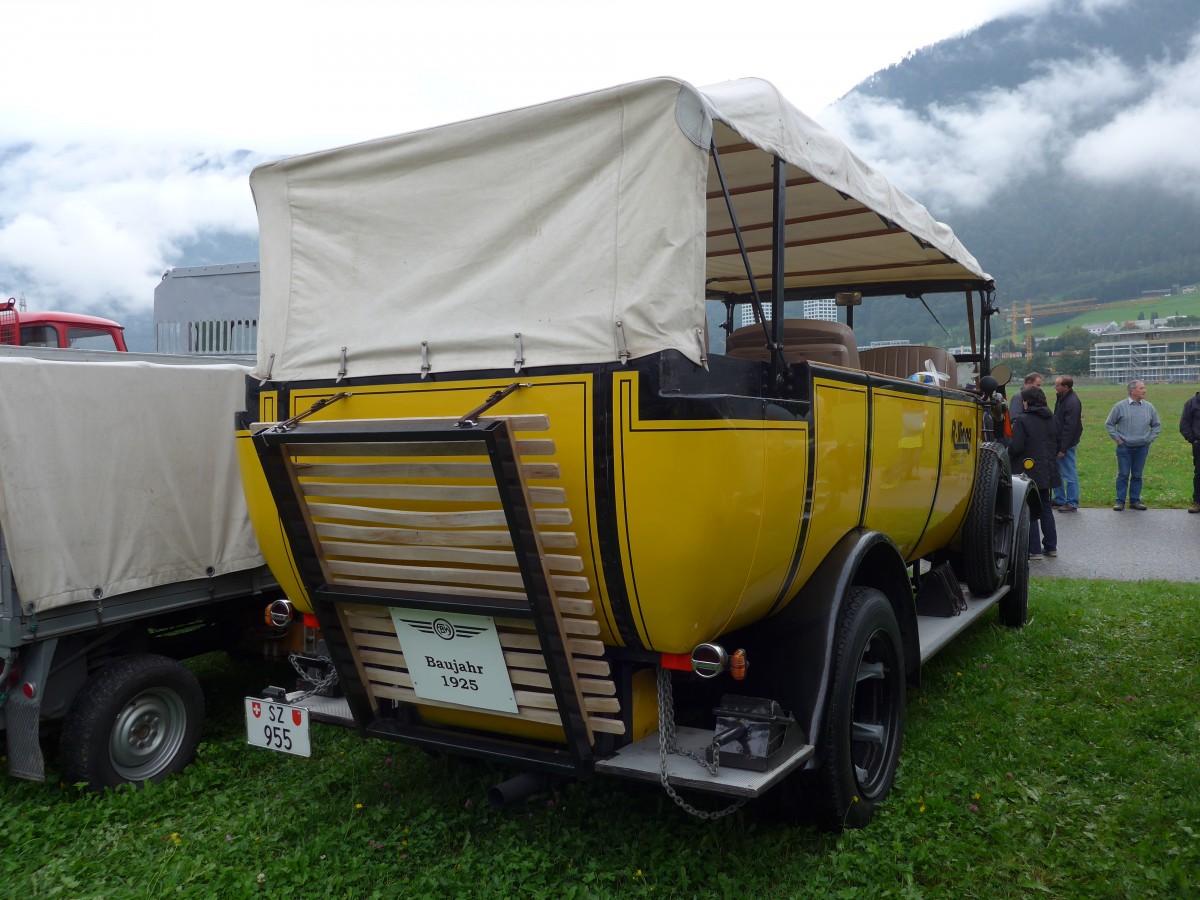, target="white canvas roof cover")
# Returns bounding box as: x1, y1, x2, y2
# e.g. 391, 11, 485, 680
0, 357, 264, 613
251, 77, 991, 382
